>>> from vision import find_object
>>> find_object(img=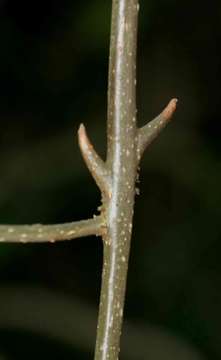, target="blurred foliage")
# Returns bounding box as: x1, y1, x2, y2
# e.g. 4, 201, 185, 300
0, 0, 220, 359
0, 330, 87, 360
